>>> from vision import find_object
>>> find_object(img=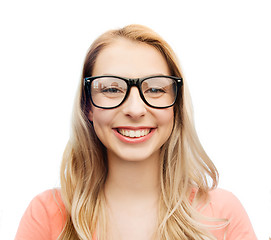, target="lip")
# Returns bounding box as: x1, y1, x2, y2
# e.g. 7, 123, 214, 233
113, 126, 156, 143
